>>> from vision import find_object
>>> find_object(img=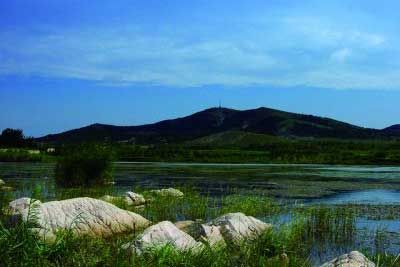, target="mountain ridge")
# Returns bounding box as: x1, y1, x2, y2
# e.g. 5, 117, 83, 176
37, 107, 397, 144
